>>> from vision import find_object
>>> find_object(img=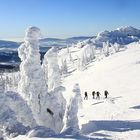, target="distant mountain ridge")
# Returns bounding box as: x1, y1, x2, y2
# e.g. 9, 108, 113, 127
91, 26, 140, 47
0, 36, 93, 50
0, 26, 140, 70
40, 36, 93, 42
0, 35, 90, 70
0, 40, 20, 48
40, 36, 93, 48
1, 26, 140, 49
